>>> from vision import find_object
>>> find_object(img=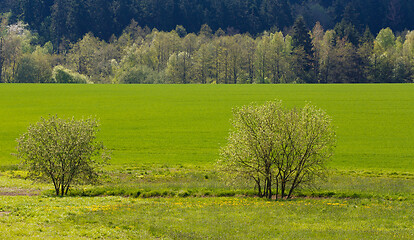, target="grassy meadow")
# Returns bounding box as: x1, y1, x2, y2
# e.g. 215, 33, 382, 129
1, 84, 414, 239
1, 194, 413, 239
